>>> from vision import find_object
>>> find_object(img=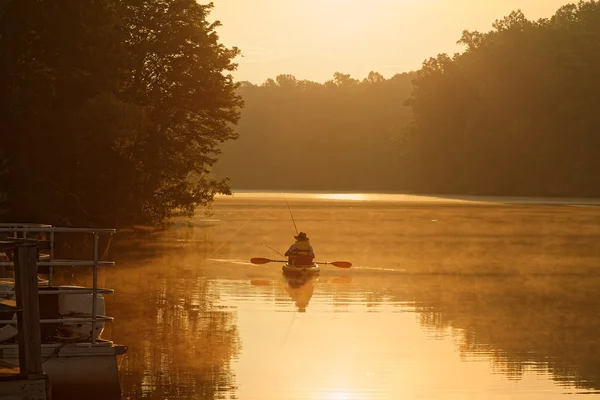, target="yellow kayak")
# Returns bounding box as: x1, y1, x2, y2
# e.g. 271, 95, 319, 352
282, 263, 320, 275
